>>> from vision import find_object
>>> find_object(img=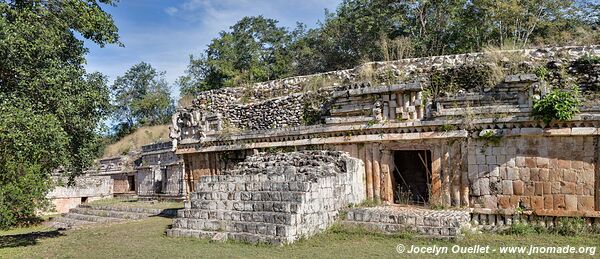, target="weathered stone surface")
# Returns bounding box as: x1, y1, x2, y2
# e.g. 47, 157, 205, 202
167, 151, 365, 244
